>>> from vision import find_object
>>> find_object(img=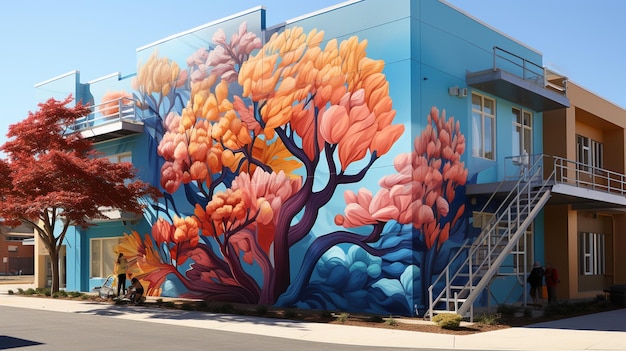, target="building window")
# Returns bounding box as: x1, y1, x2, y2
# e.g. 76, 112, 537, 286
90, 237, 122, 278
108, 152, 132, 164
472, 93, 496, 160
580, 232, 605, 275
512, 107, 532, 156
576, 135, 603, 172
